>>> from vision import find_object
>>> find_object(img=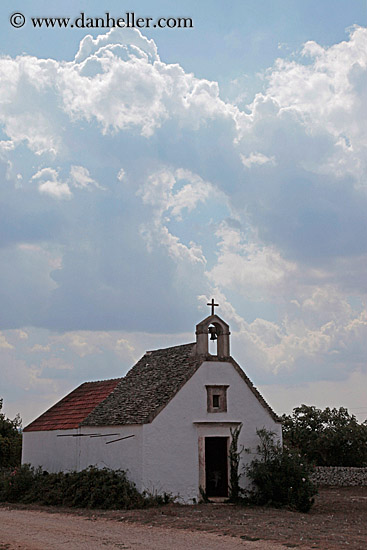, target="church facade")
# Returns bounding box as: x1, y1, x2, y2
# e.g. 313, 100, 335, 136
22, 307, 282, 503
